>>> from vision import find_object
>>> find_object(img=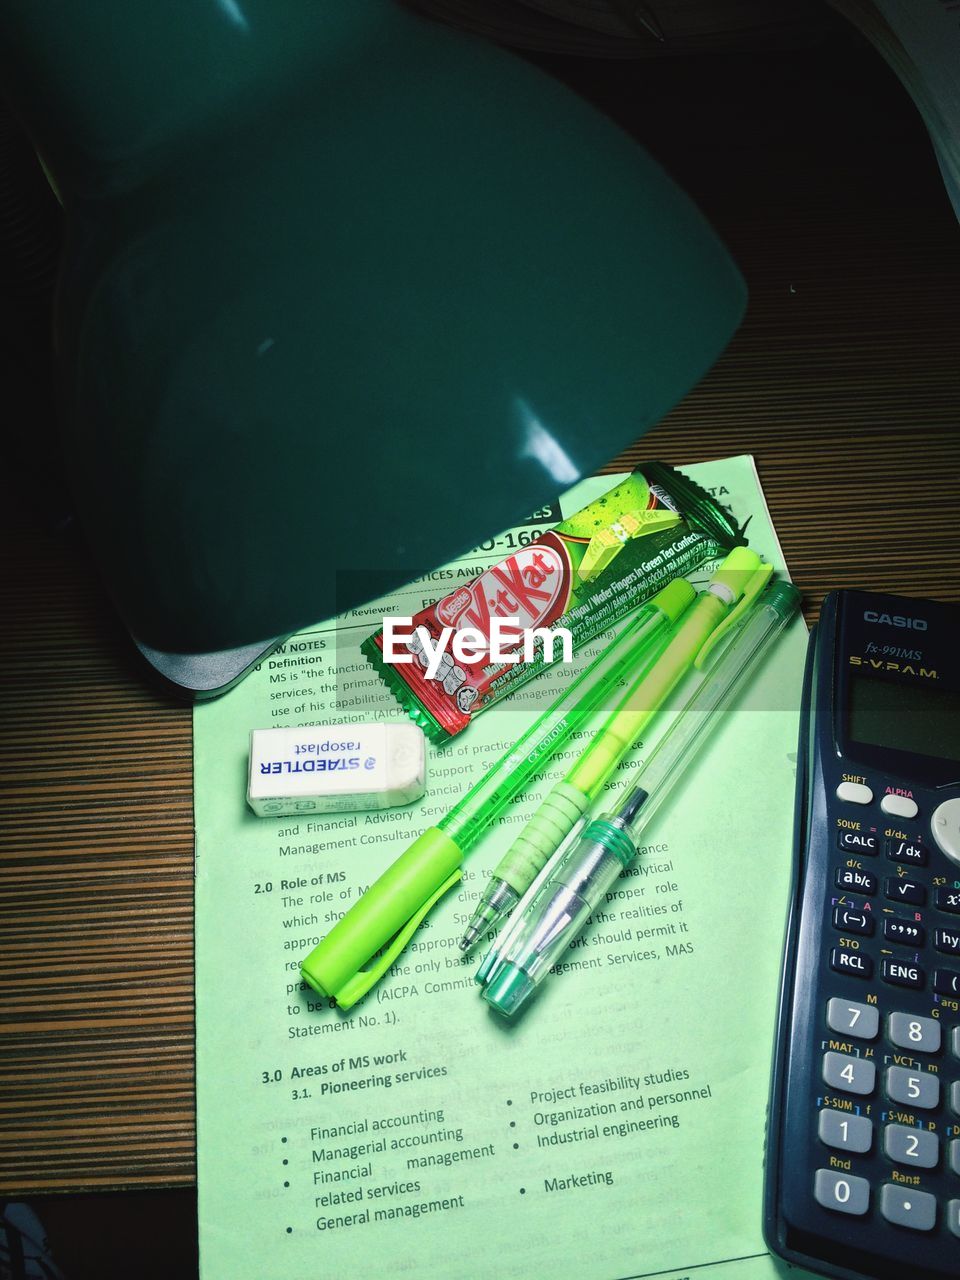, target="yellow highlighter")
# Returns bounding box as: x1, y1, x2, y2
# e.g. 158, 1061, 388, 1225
491, 547, 771, 897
